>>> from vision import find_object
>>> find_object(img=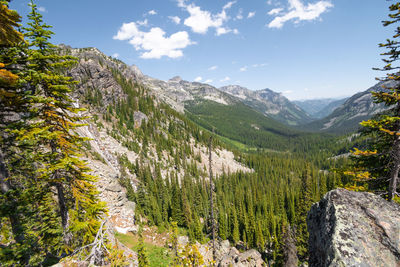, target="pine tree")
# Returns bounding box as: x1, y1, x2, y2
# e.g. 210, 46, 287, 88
169, 221, 181, 267
137, 230, 149, 267
349, 2, 400, 201
231, 208, 240, 244
296, 167, 313, 262
0, 0, 24, 45
19, 0, 105, 252
0, 1, 35, 264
